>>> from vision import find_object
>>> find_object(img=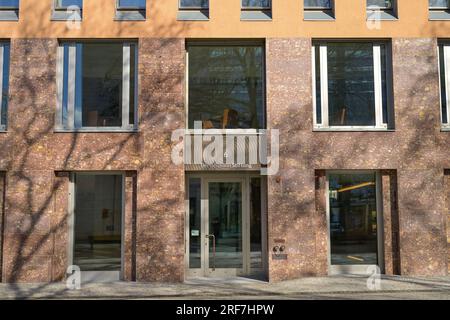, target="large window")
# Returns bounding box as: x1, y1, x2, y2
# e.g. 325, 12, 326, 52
313, 41, 392, 129
0, 0, 19, 20
439, 43, 450, 128
0, 43, 10, 131
116, 0, 146, 20
56, 42, 137, 131
328, 172, 381, 270
187, 44, 265, 129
